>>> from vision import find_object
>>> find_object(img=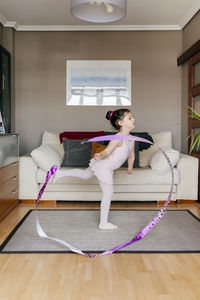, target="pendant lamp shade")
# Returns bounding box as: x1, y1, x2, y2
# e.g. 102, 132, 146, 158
71, 0, 127, 23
